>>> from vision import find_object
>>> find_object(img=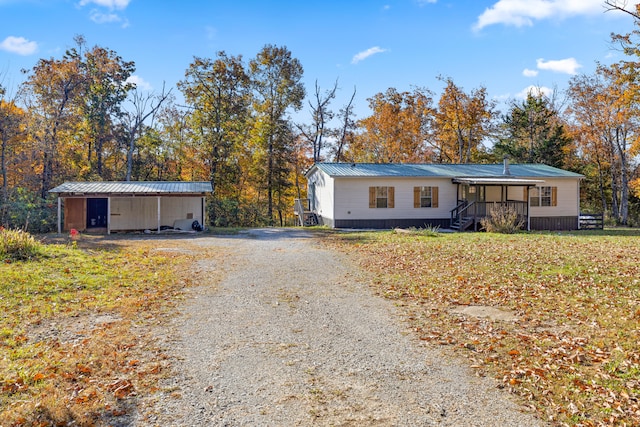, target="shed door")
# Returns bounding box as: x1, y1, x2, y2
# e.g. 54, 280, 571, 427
87, 198, 108, 228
